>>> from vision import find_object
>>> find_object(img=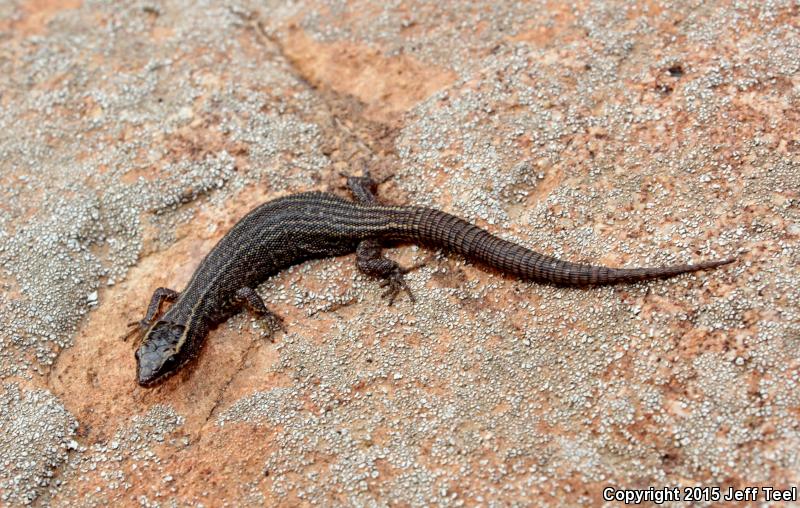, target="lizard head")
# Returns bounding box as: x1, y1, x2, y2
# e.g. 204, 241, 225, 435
135, 321, 187, 387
